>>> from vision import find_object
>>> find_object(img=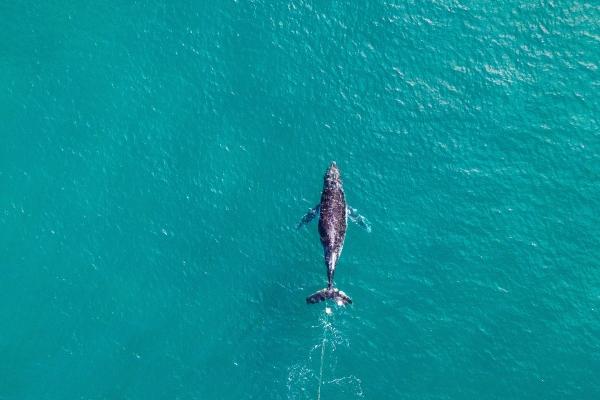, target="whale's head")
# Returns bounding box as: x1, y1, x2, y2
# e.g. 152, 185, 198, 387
324, 161, 341, 188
